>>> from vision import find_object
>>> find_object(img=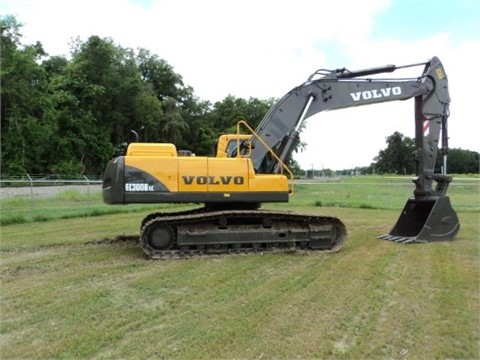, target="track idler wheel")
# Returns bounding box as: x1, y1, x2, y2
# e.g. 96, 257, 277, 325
143, 224, 176, 250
